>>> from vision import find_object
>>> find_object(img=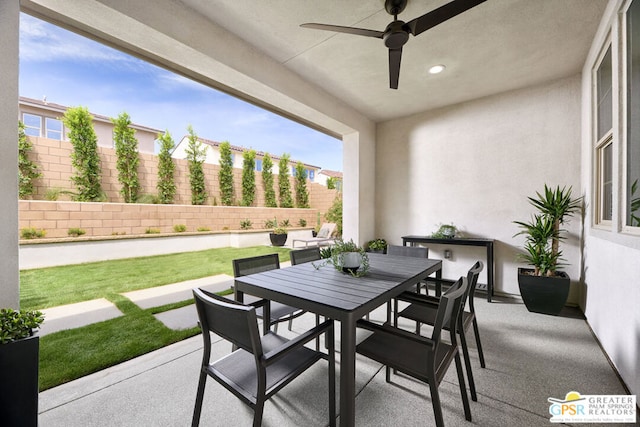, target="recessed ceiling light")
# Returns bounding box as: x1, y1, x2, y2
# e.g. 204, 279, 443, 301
428, 64, 446, 74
